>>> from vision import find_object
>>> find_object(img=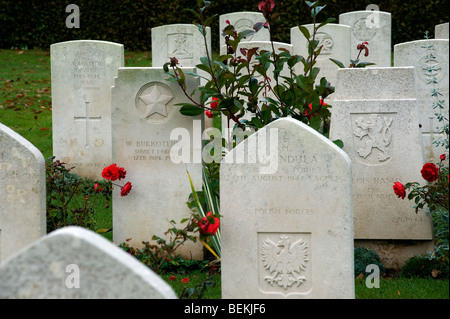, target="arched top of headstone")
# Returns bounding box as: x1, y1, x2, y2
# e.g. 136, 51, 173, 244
0, 226, 177, 299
